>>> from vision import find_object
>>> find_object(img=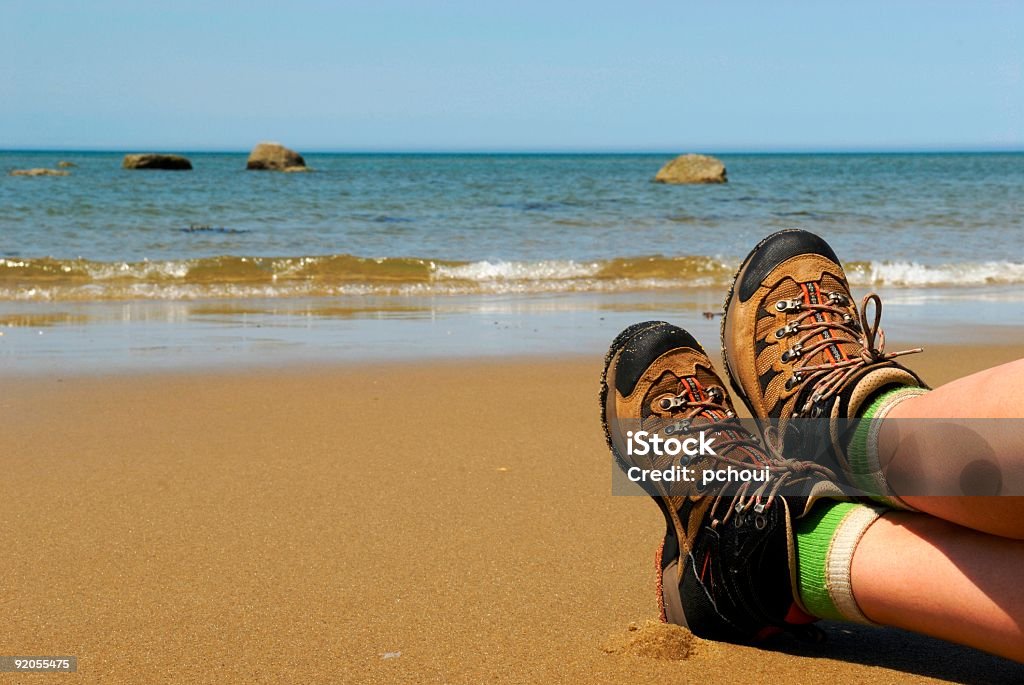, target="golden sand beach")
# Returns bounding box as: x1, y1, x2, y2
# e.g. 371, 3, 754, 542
4, 0, 1023, 681
3, 343, 1024, 683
